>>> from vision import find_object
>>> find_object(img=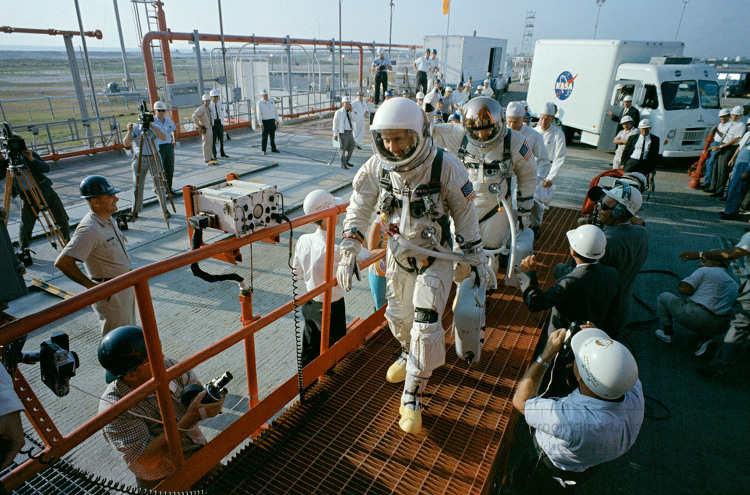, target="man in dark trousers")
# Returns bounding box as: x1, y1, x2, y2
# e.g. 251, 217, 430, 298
518, 224, 623, 338
607, 94, 640, 133
371, 48, 393, 105
2, 147, 70, 255
255, 89, 280, 155
209, 89, 229, 159
622, 119, 659, 174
